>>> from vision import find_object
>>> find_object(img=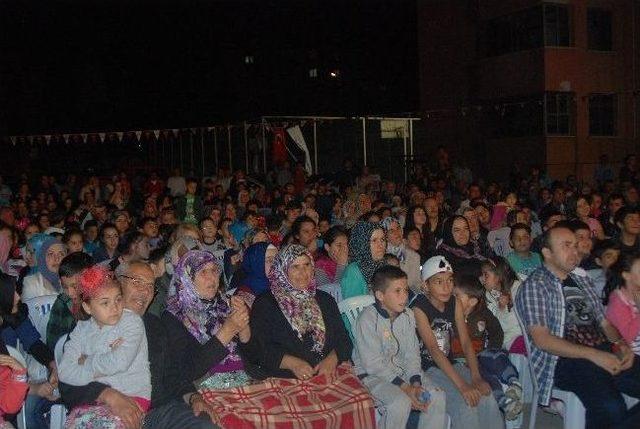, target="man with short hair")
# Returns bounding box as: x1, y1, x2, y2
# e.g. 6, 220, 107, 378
600, 193, 625, 238
59, 262, 217, 429
515, 226, 640, 429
